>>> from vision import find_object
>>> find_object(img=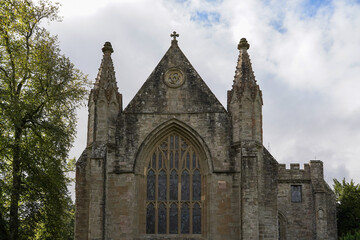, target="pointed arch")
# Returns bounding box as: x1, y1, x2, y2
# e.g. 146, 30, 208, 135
278, 211, 288, 240
135, 119, 209, 236
134, 118, 213, 175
